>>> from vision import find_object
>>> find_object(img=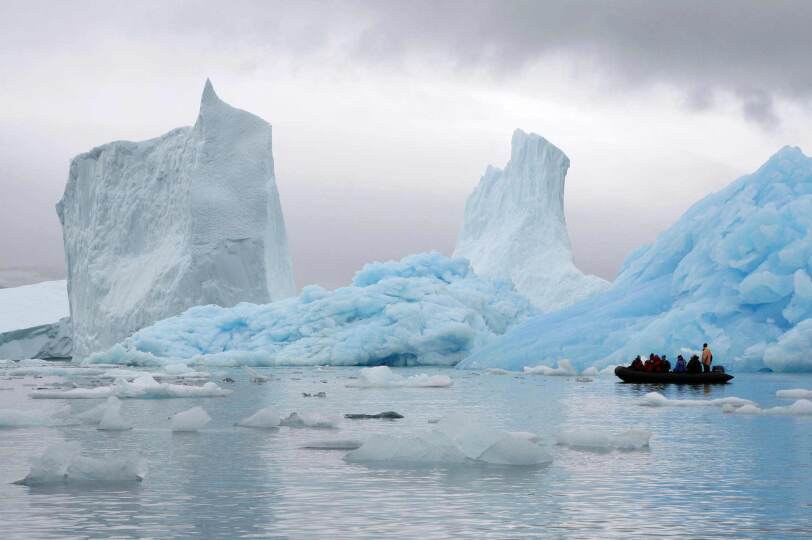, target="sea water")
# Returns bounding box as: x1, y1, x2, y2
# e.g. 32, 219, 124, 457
1, 364, 811, 539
